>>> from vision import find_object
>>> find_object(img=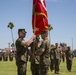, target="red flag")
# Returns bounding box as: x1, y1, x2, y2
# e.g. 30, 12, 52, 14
32, 0, 48, 35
